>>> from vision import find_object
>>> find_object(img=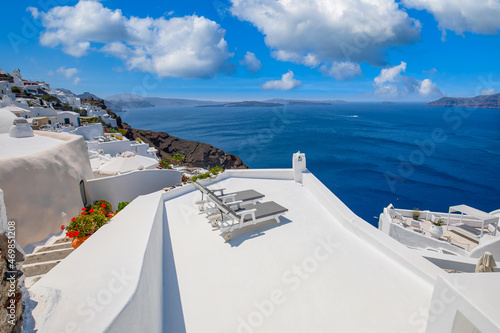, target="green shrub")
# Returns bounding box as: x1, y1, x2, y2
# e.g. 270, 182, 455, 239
210, 166, 224, 175
173, 154, 185, 162
159, 158, 173, 169
117, 202, 129, 212
11, 86, 21, 93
